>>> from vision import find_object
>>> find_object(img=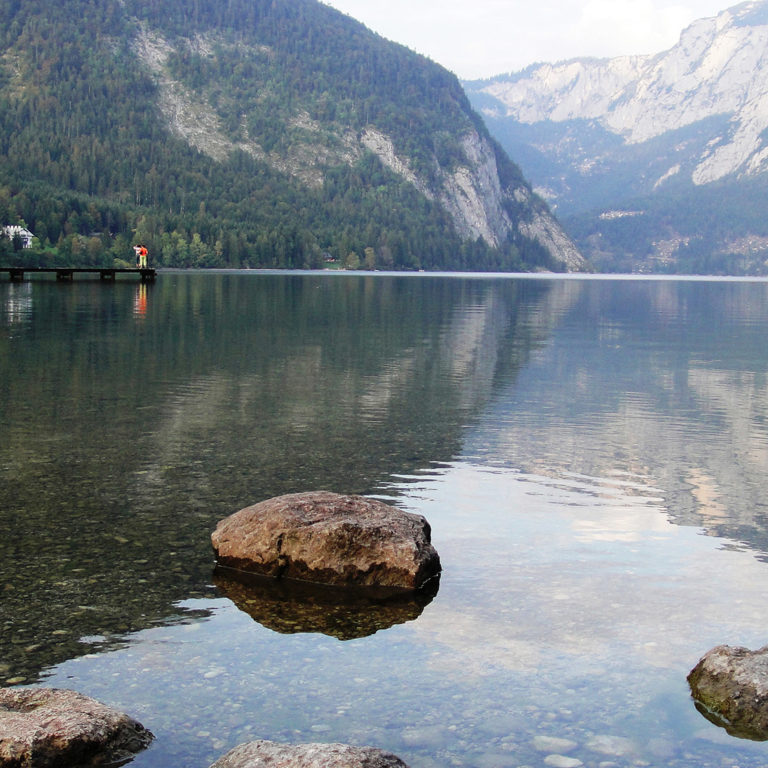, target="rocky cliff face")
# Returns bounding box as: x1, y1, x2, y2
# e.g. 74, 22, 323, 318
360, 125, 583, 268
468, 1, 768, 188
